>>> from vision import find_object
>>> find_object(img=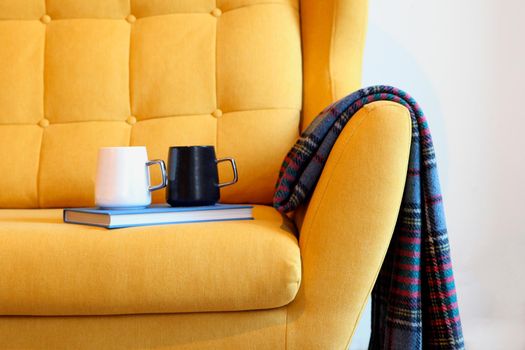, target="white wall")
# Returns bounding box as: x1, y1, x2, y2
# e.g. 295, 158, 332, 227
351, 1, 525, 349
